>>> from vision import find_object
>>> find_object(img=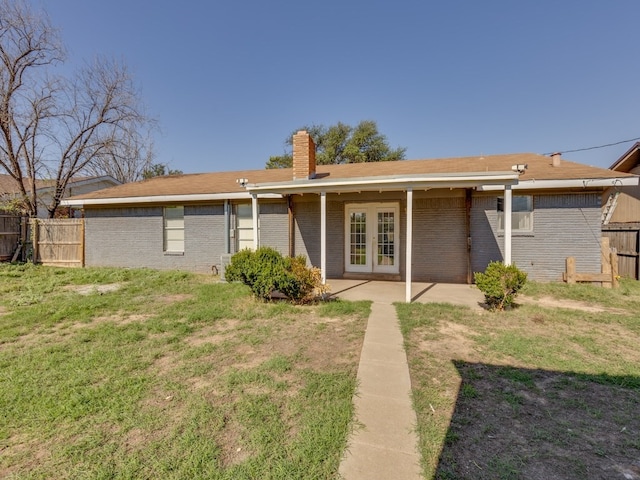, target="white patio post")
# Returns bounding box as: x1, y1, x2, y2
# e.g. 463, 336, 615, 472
320, 191, 327, 284
504, 185, 512, 265
251, 194, 259, 250
405, 188, 413, 302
